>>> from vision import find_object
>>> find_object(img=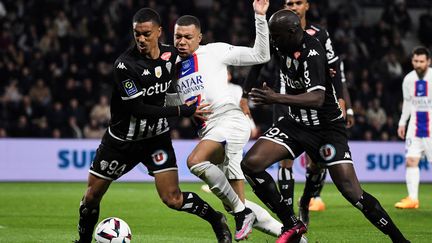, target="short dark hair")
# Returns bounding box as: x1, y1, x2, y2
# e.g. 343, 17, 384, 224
412, 46, 431, 59
176, 15, 201, 31
133, 8, 161, 26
